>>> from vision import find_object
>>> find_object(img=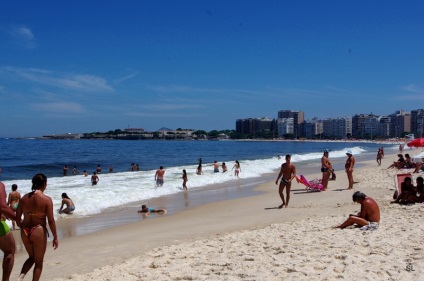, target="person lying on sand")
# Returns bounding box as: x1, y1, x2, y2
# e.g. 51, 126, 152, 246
334, 191, 380, 230
137, 205, 167, 215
